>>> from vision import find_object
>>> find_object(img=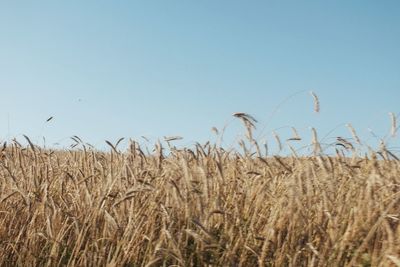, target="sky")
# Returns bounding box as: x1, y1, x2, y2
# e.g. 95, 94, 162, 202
0, 1, 399, 152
